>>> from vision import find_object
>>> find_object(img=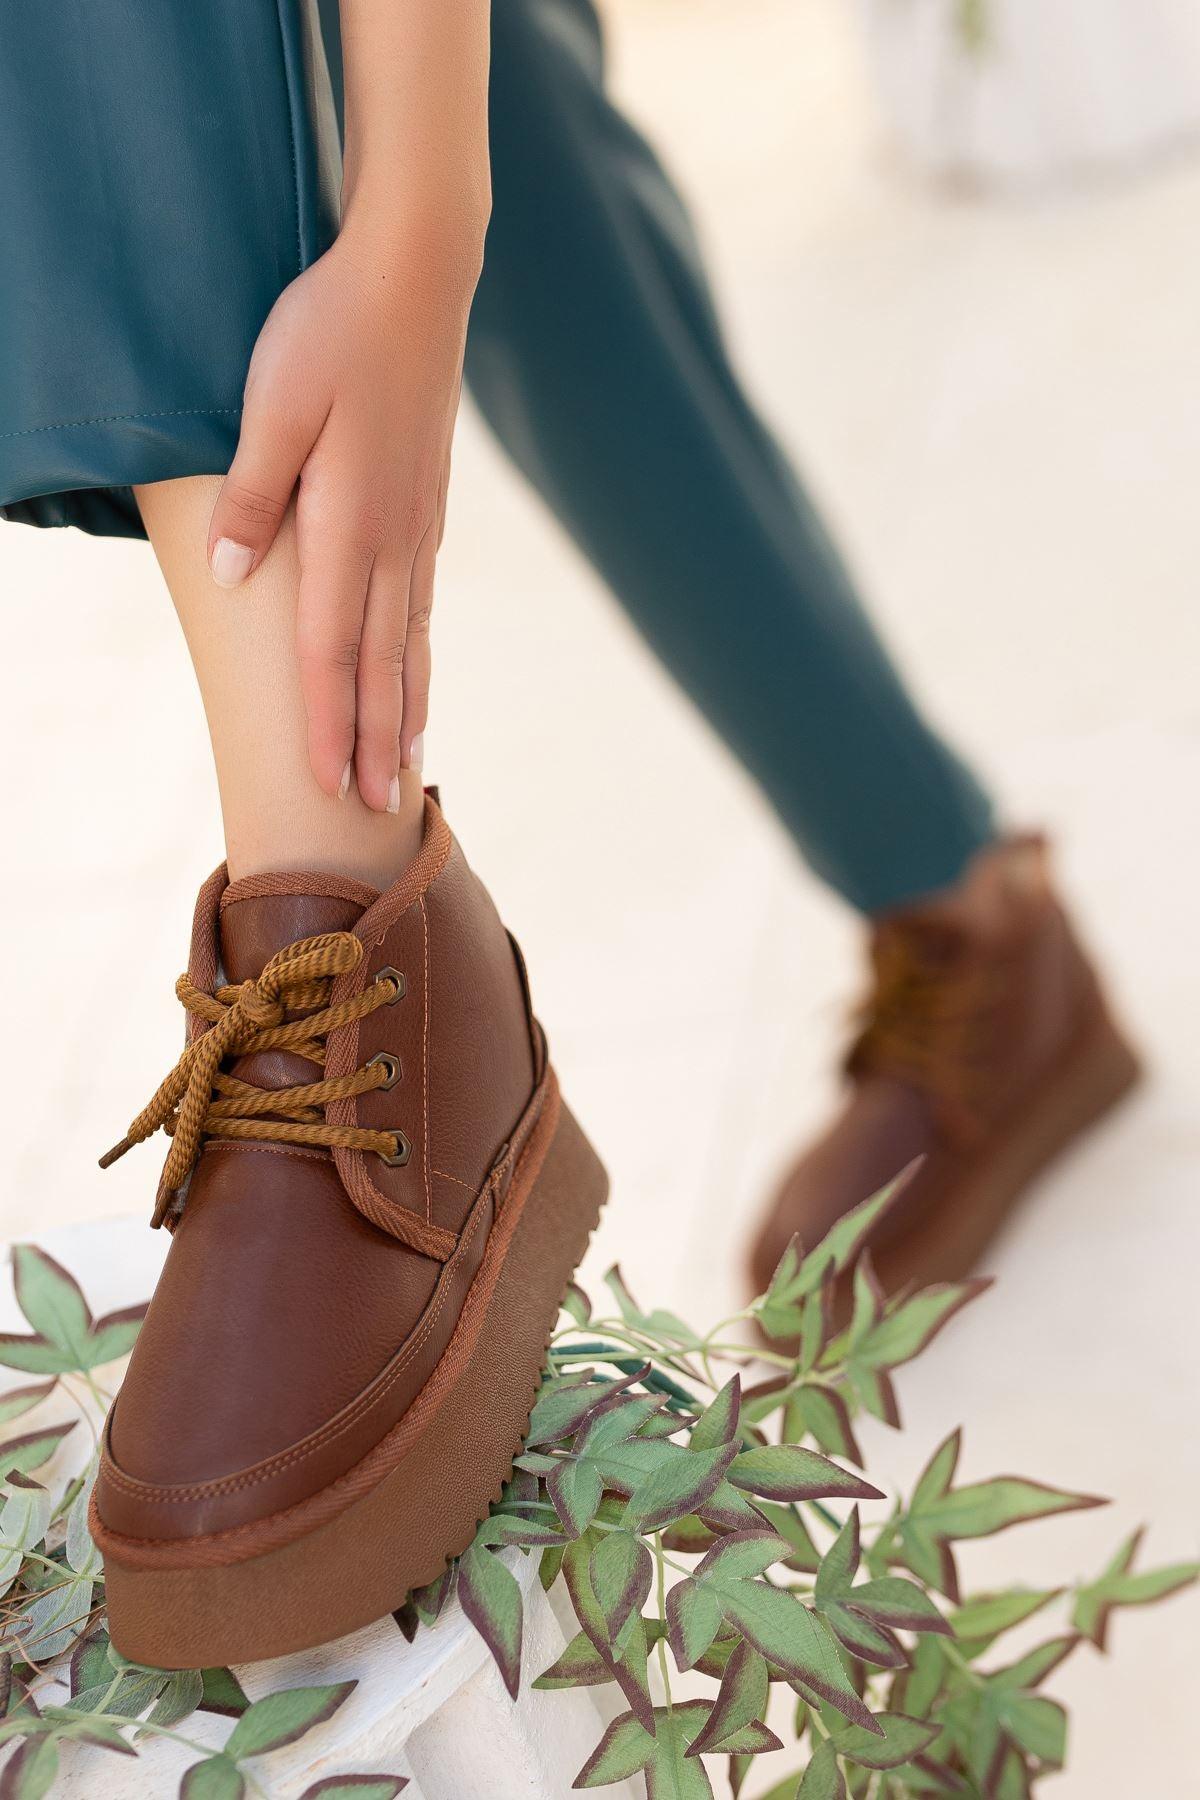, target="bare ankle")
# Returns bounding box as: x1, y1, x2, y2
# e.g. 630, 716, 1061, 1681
222, 768, 427, 889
